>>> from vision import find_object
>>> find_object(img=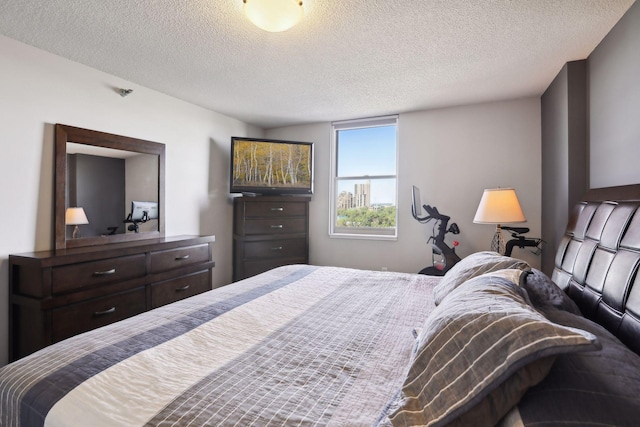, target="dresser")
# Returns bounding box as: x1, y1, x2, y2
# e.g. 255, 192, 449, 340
9, 235, 215, 361
233, 196, 309, 281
